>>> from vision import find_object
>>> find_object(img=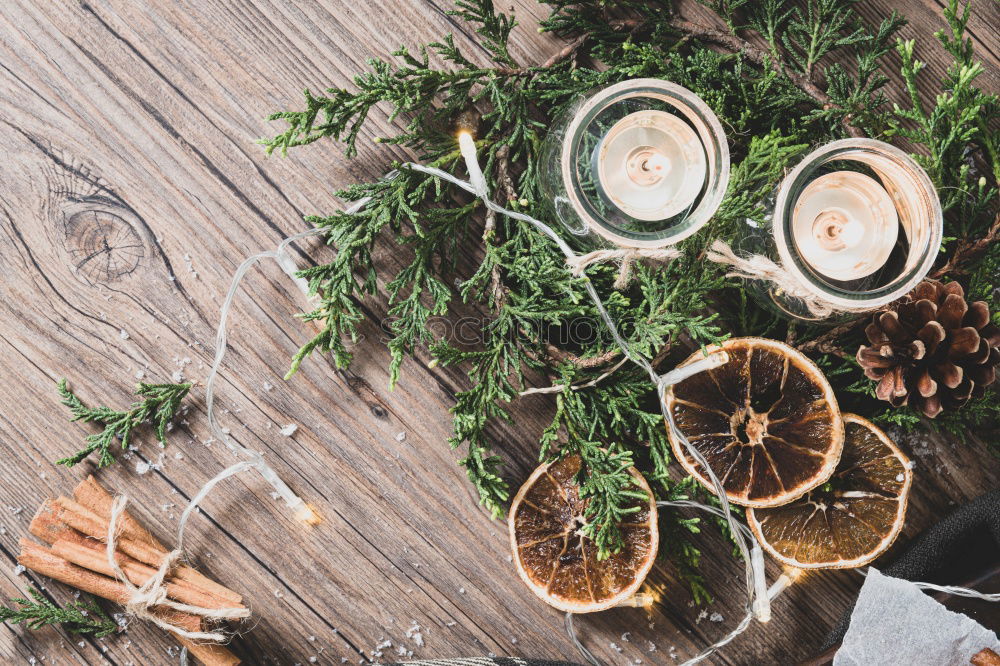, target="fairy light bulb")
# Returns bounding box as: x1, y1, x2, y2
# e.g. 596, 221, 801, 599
767, 567, 804, 602
457, 130, 487, 194
791, 171, 899, 281
293, 502, 322, 526
617, 592, 658, 608
596, 110, 707, 221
